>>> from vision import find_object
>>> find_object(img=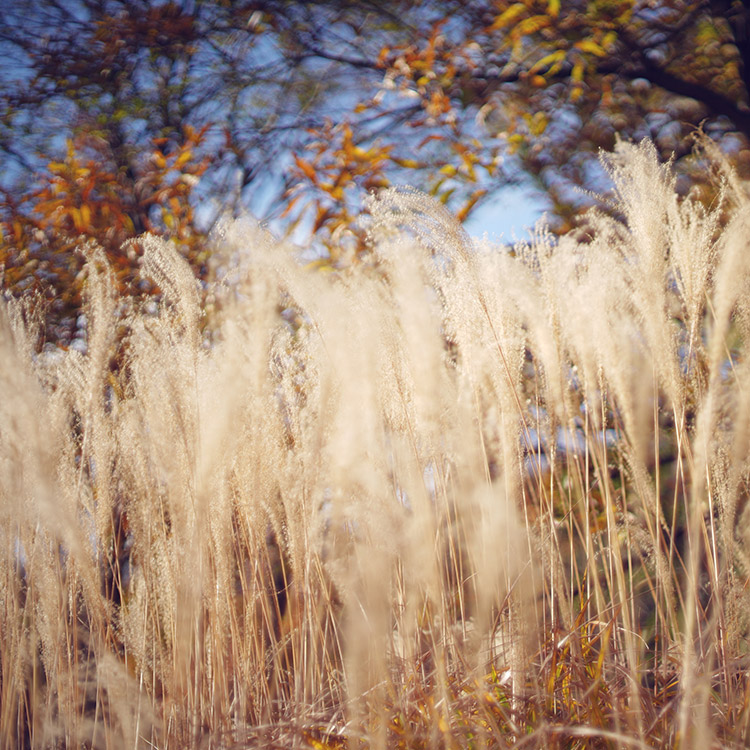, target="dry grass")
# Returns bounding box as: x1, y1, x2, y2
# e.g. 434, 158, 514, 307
2, 137, 750, 748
